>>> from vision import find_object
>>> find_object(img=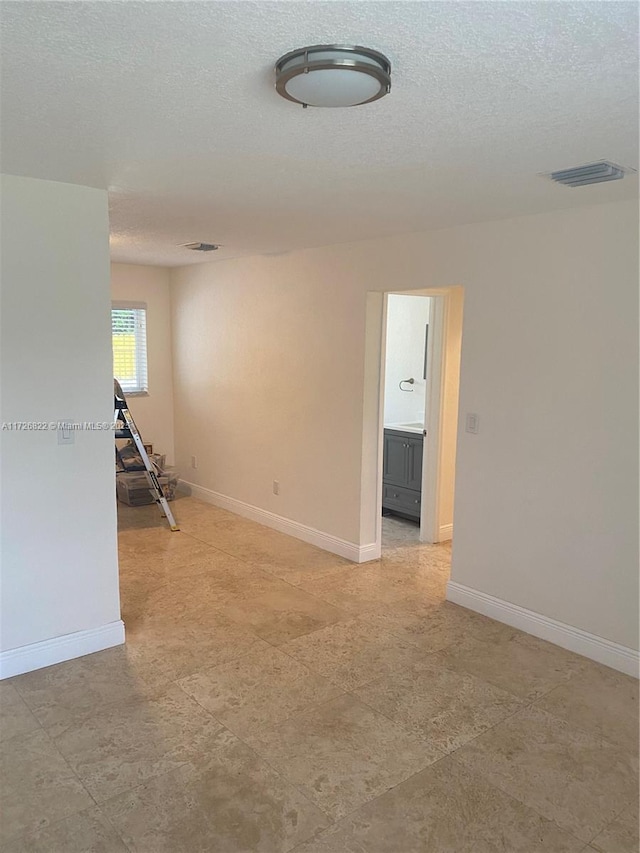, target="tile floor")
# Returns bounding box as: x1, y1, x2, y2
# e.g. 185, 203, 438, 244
1, 498, 638, 852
